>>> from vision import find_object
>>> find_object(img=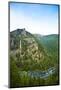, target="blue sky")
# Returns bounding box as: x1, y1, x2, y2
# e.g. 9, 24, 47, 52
10, 3, 58, 35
